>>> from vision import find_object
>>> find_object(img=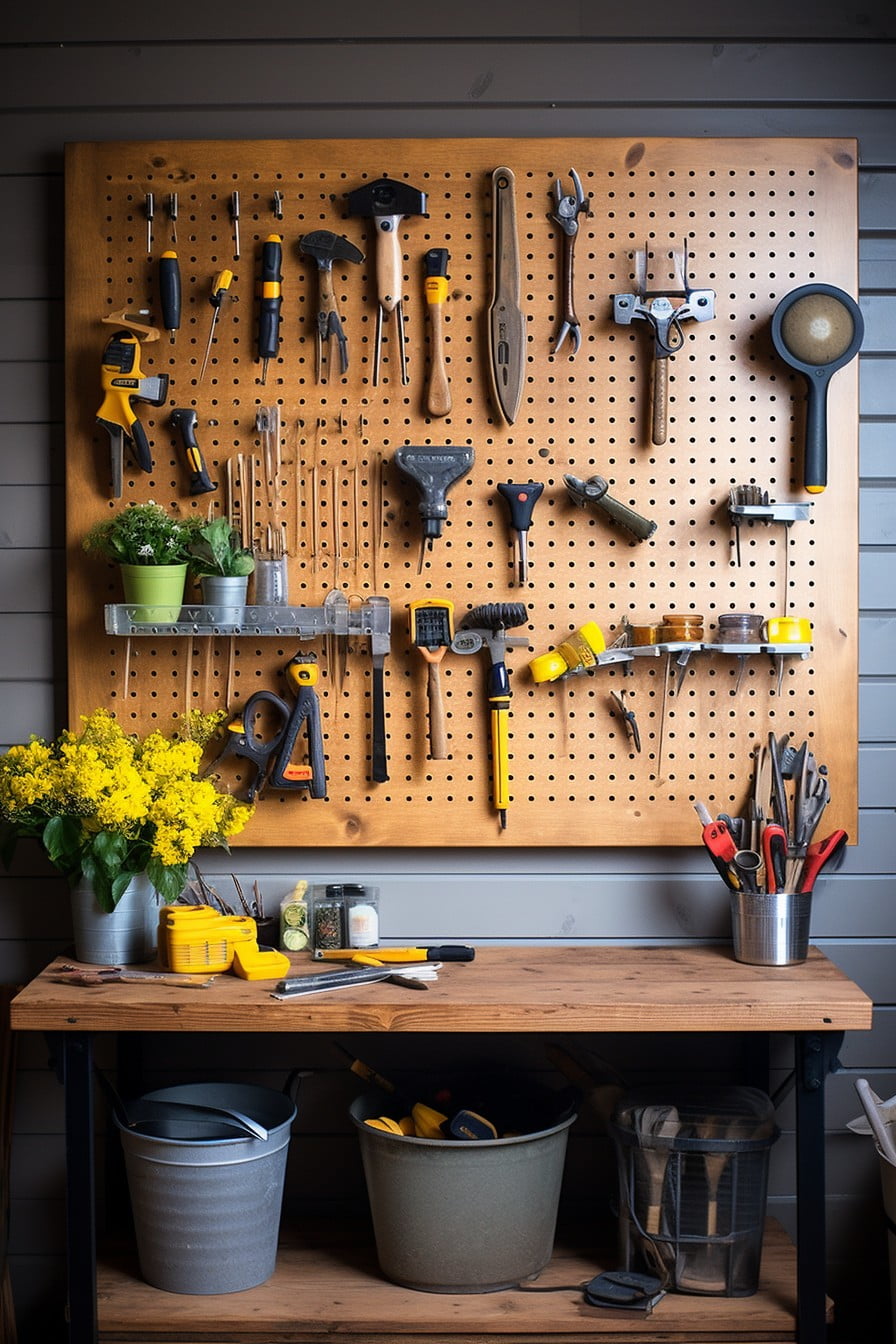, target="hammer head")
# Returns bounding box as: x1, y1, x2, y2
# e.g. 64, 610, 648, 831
347, 177, 427, 221
299, 230, 364, 269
